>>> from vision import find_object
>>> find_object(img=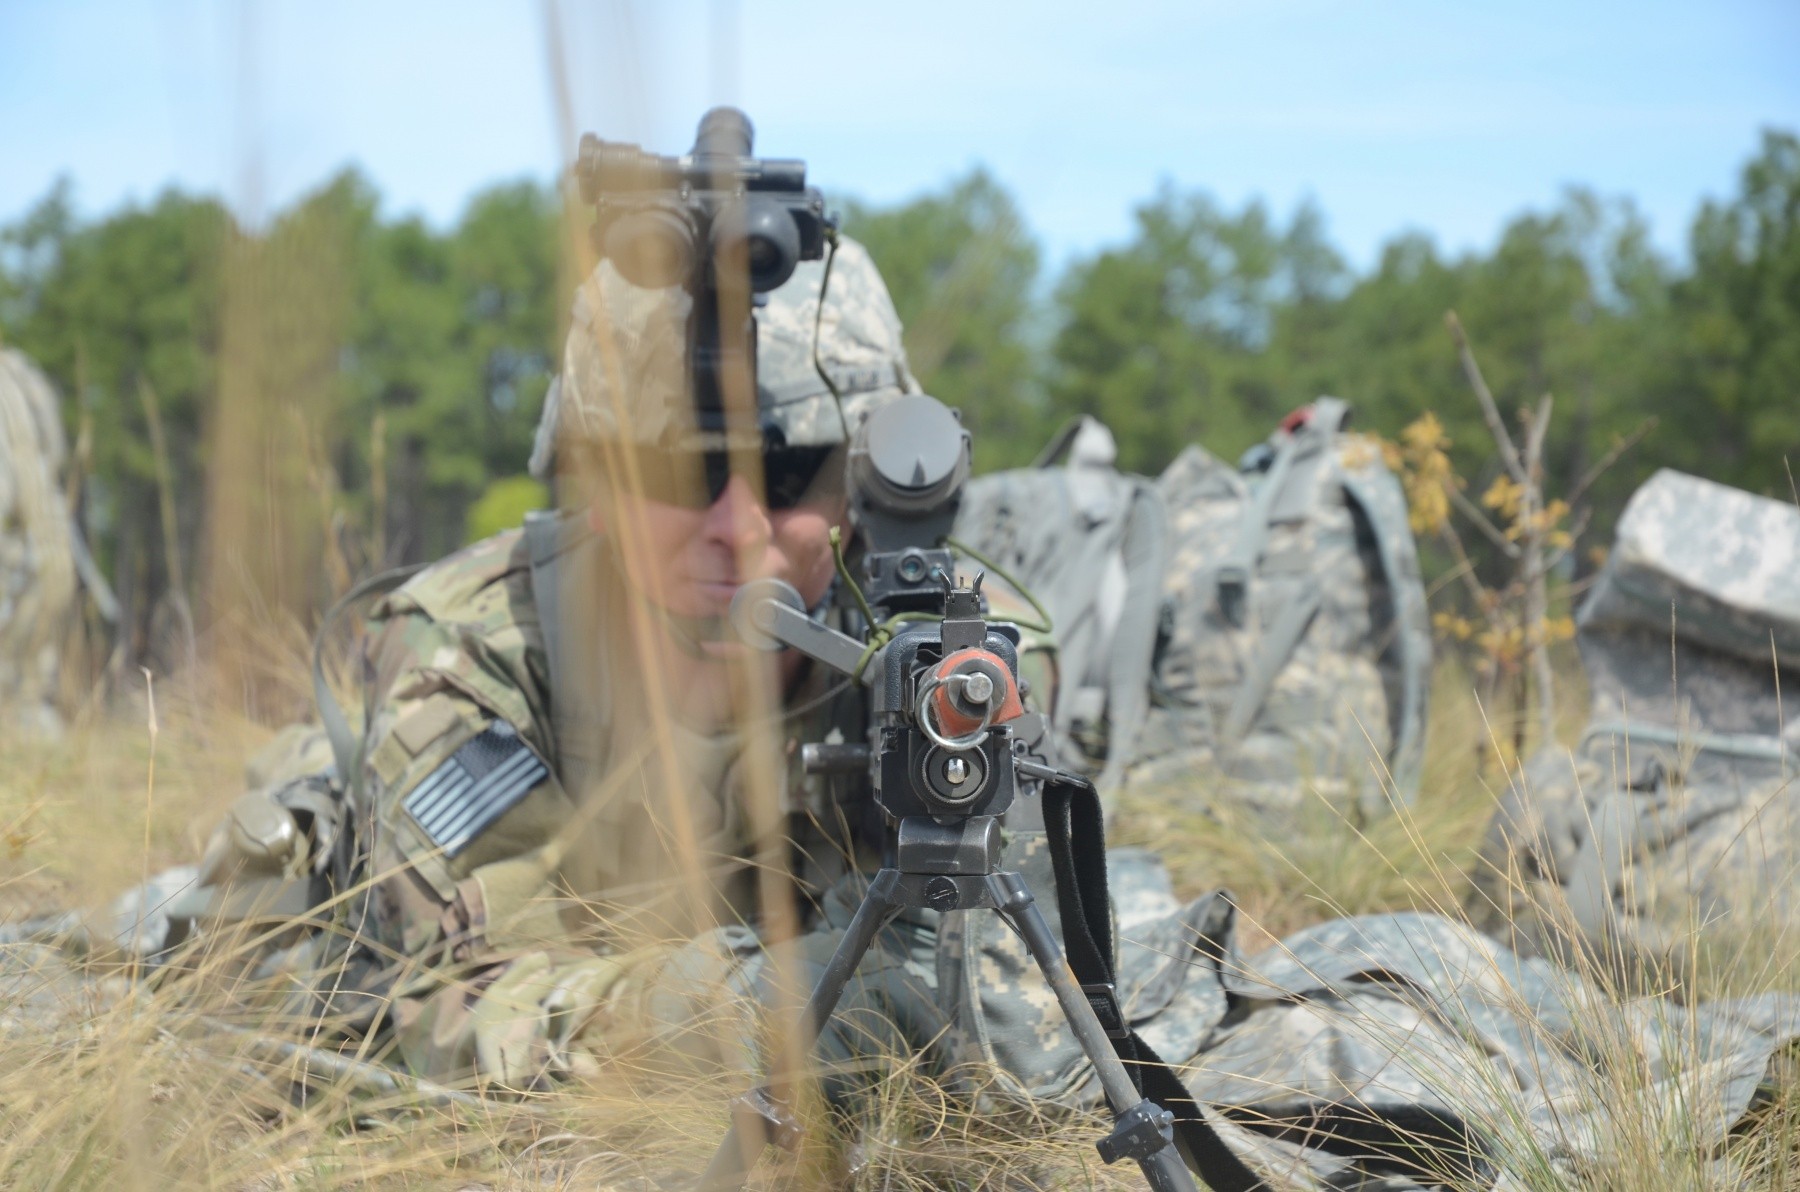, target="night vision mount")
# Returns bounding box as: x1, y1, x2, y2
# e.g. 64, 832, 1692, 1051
576, 106, 829, 295
704, 394, 1198, 1192
576, 108, 831, 428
